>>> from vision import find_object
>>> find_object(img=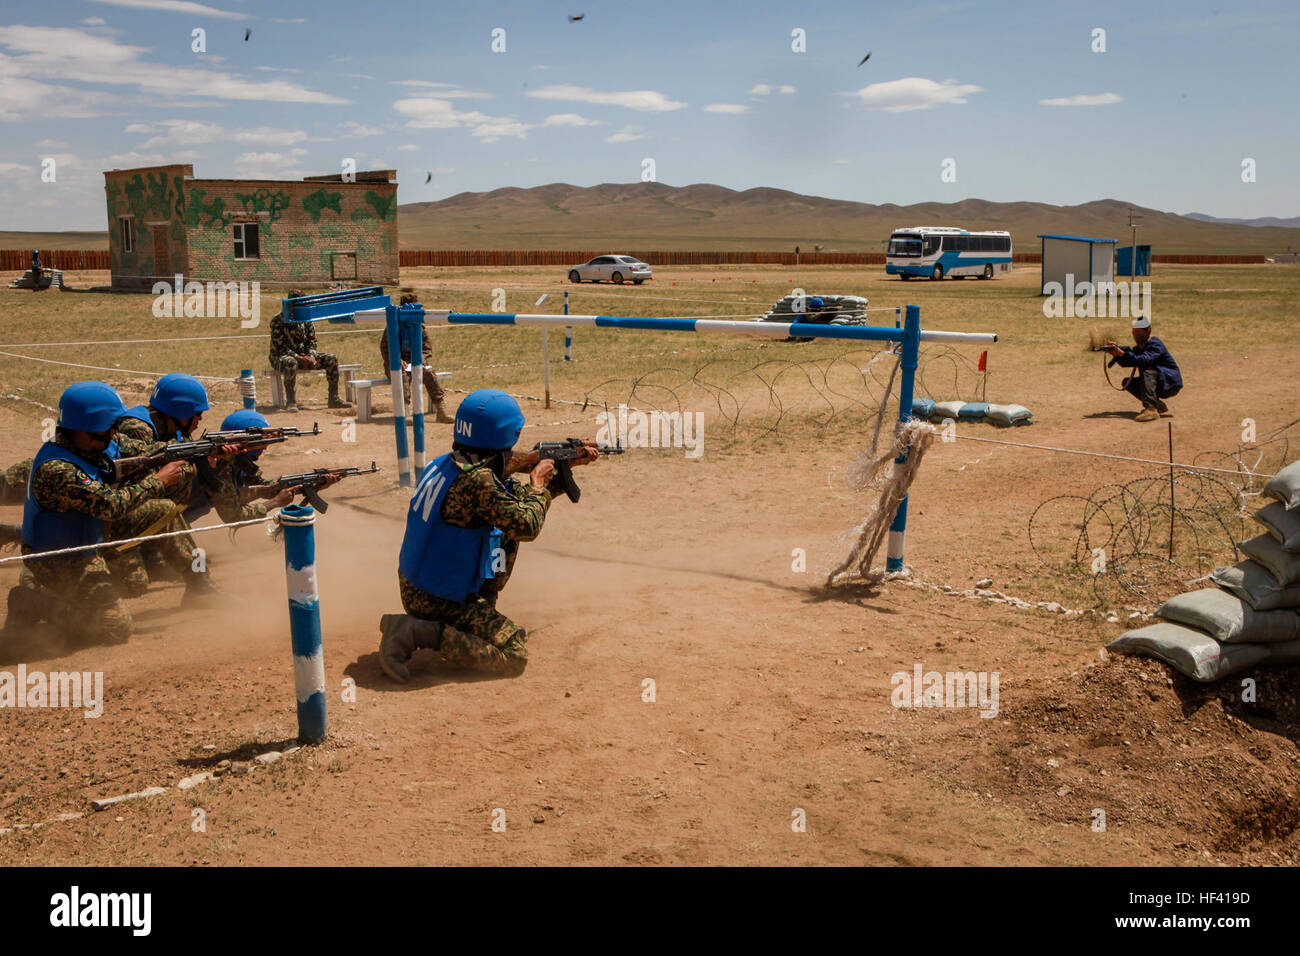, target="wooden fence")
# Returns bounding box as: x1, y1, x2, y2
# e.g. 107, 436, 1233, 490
1, 249, 1272, 272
